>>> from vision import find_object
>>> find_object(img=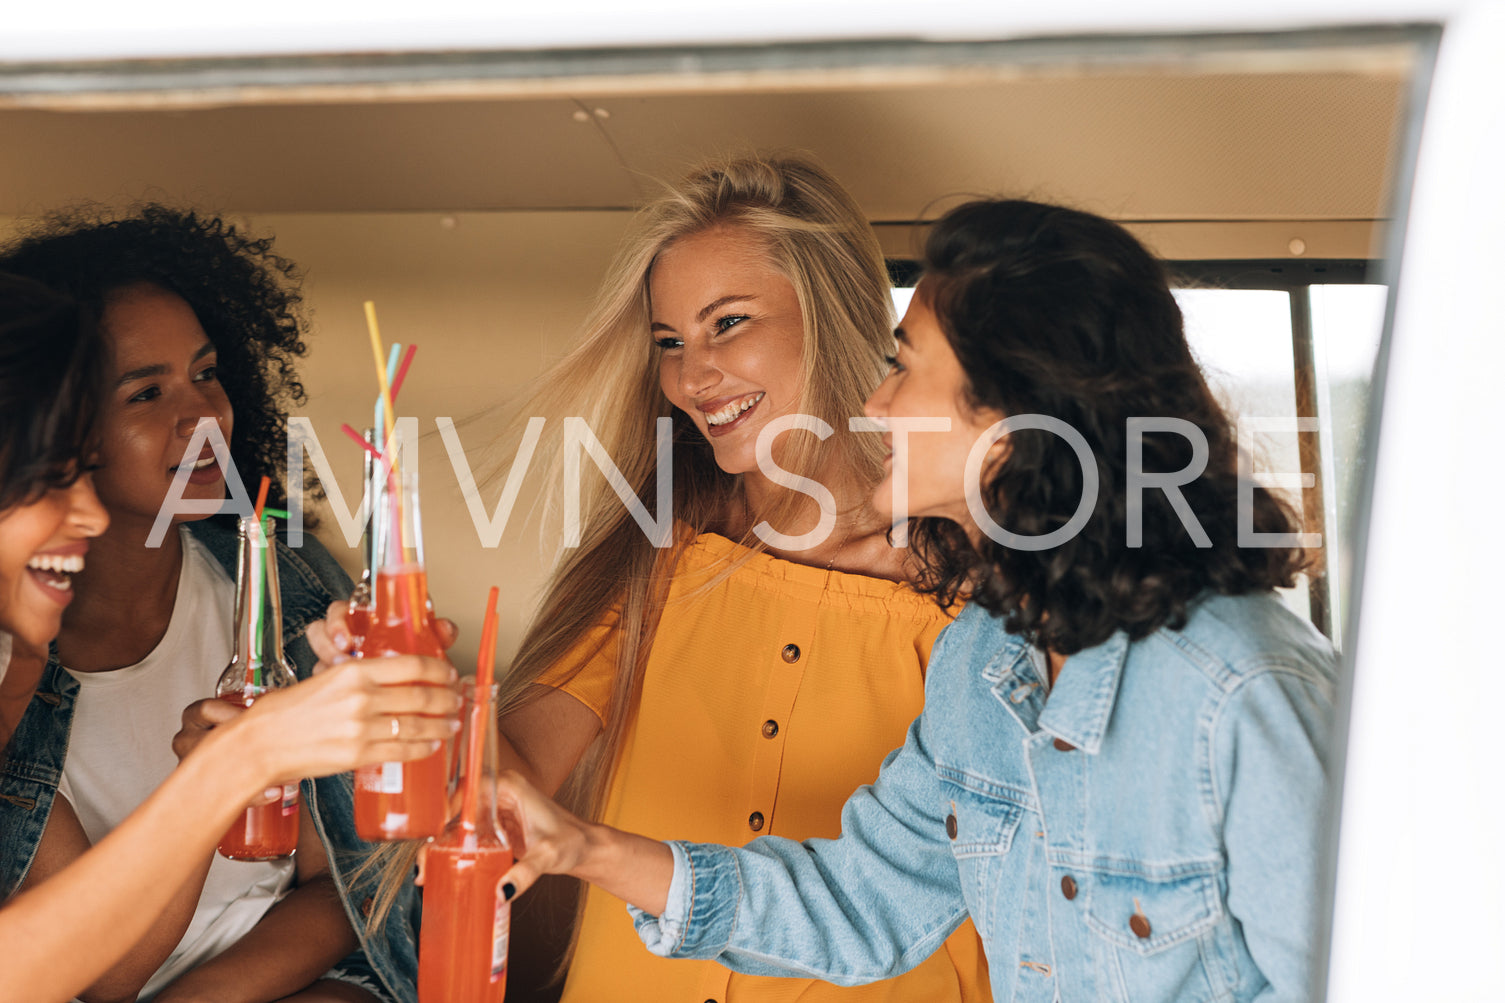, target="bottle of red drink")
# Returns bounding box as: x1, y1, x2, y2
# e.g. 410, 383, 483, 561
217, 515, 300, 860
352, 462, 449, 841
418, 680, 512, 1003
